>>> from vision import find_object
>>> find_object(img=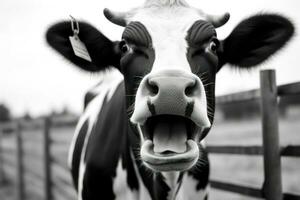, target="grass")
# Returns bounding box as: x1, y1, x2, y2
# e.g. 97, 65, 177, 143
206, 114, 300, 199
